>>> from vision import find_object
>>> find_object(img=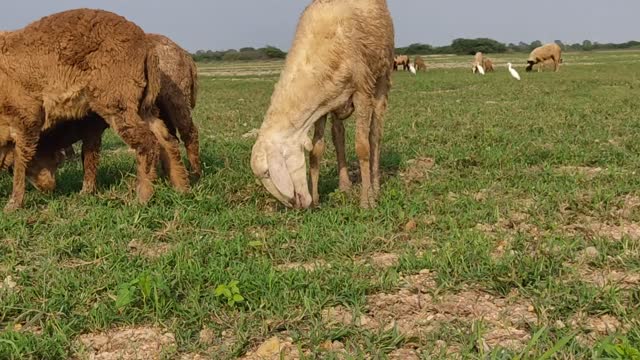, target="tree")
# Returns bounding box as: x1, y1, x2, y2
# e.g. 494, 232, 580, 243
582, 40, 593, 51
450, 38, 507, 55
529, 40, 542, 50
